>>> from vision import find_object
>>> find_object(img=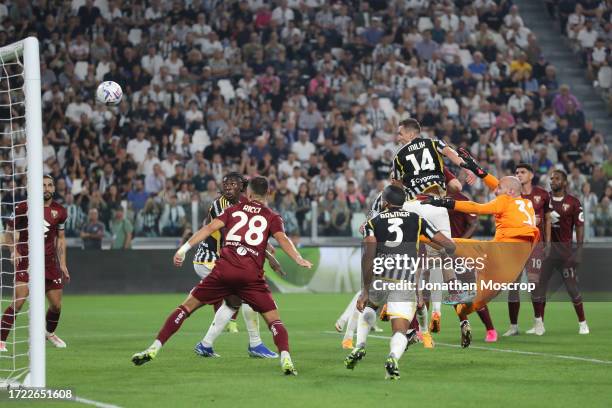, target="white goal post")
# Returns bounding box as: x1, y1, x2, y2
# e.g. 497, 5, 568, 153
0, 37, 45, 388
